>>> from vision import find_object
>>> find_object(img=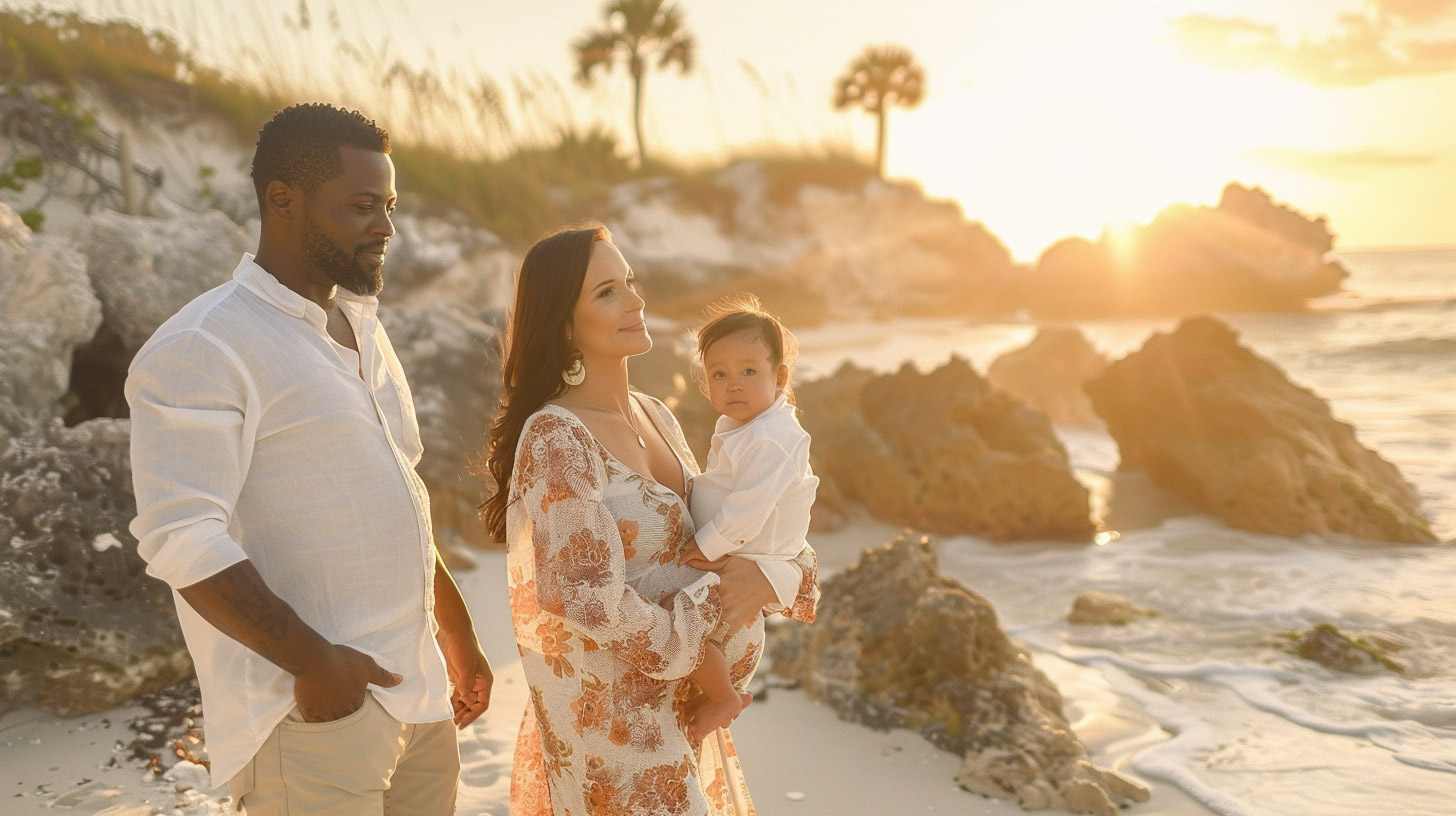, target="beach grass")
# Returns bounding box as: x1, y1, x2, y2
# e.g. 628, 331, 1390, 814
0, 4, 873, 244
